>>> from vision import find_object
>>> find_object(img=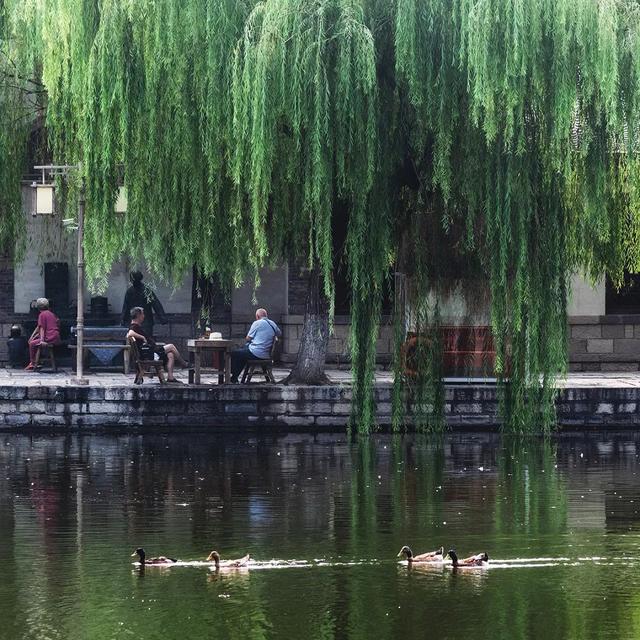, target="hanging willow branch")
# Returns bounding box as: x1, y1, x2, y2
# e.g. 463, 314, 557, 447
392, 0, 640, 433
2, 0, 640, 433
